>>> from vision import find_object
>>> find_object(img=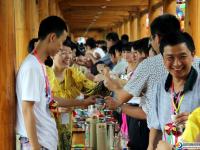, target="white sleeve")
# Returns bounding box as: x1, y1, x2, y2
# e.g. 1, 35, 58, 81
123, 60, 149, 97
21, 67, 43, 102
